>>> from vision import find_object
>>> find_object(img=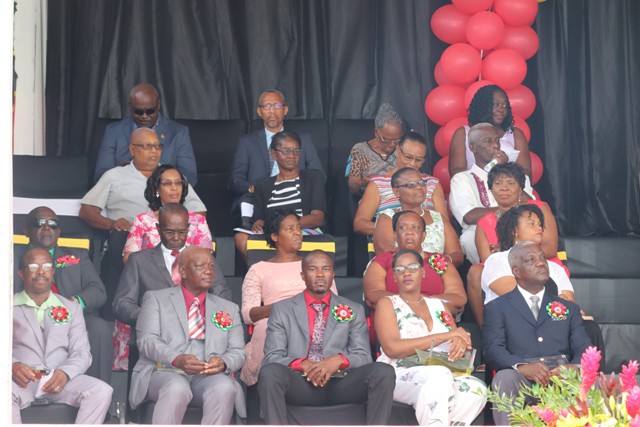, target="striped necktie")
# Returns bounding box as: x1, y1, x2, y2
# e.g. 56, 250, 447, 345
188, 298, 205, 340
